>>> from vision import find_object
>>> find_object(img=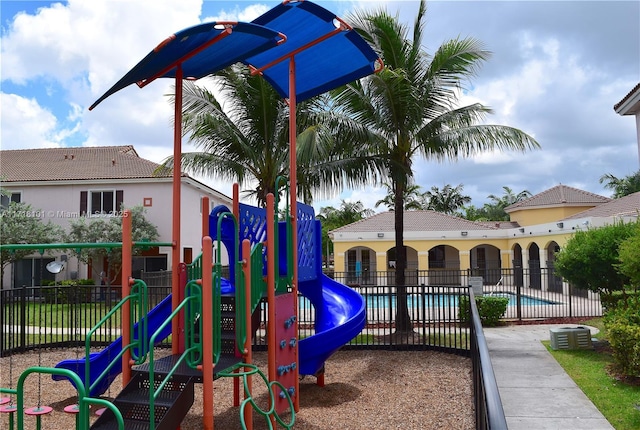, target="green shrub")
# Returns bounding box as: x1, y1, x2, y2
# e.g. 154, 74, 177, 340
606, 321, 640, 377
604, 302, 640, 377
601, 289, 640, 313
459, 296, 509, 327
41, 279, 96, 303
